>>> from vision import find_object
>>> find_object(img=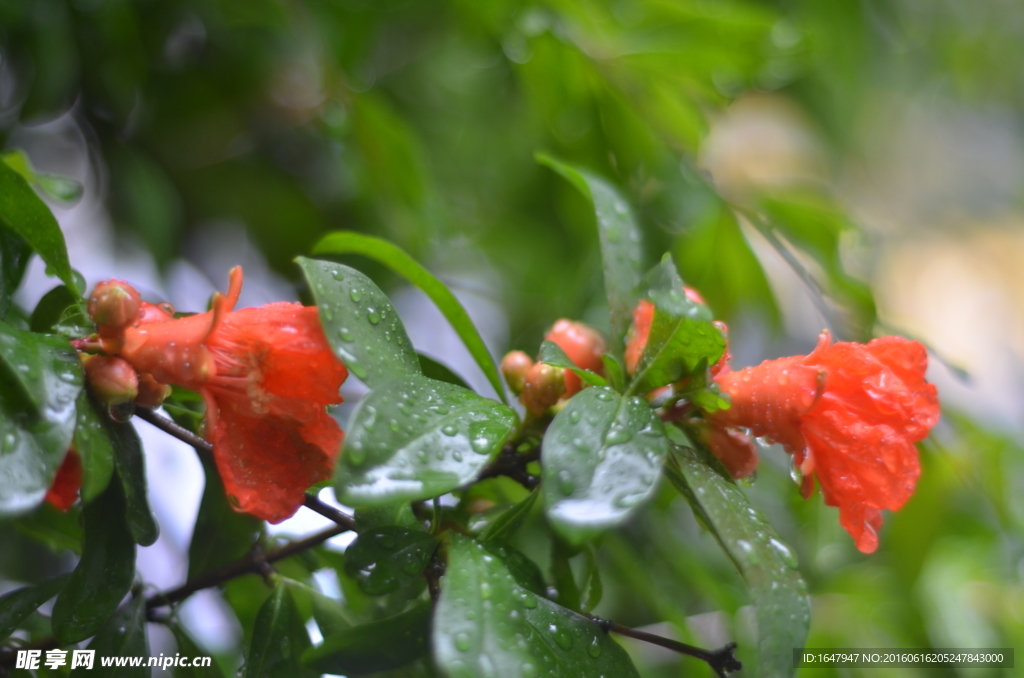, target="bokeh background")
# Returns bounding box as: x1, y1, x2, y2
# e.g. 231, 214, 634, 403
2, 0, 1024, 675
